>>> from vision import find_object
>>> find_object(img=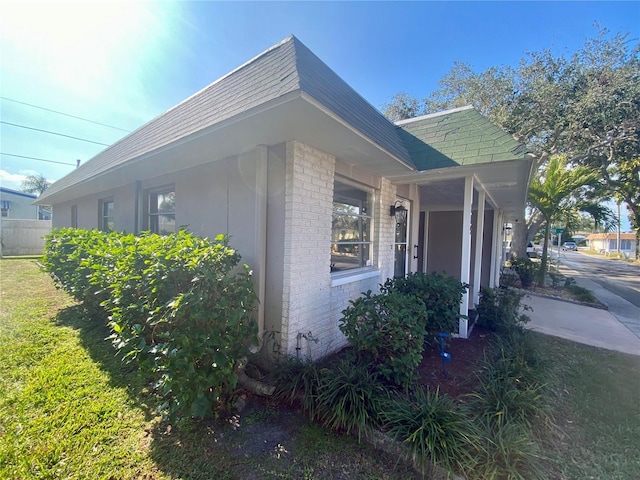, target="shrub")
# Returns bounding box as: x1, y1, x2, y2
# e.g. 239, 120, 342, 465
476, 286, 531, 334
380, 387, 479, 475
339, 290, 427, 388
510, 257, 538, 288
381, 272, 467, 336
315, 359, 387, 441
43, 228, 114, 313
43, 229, 258, 419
